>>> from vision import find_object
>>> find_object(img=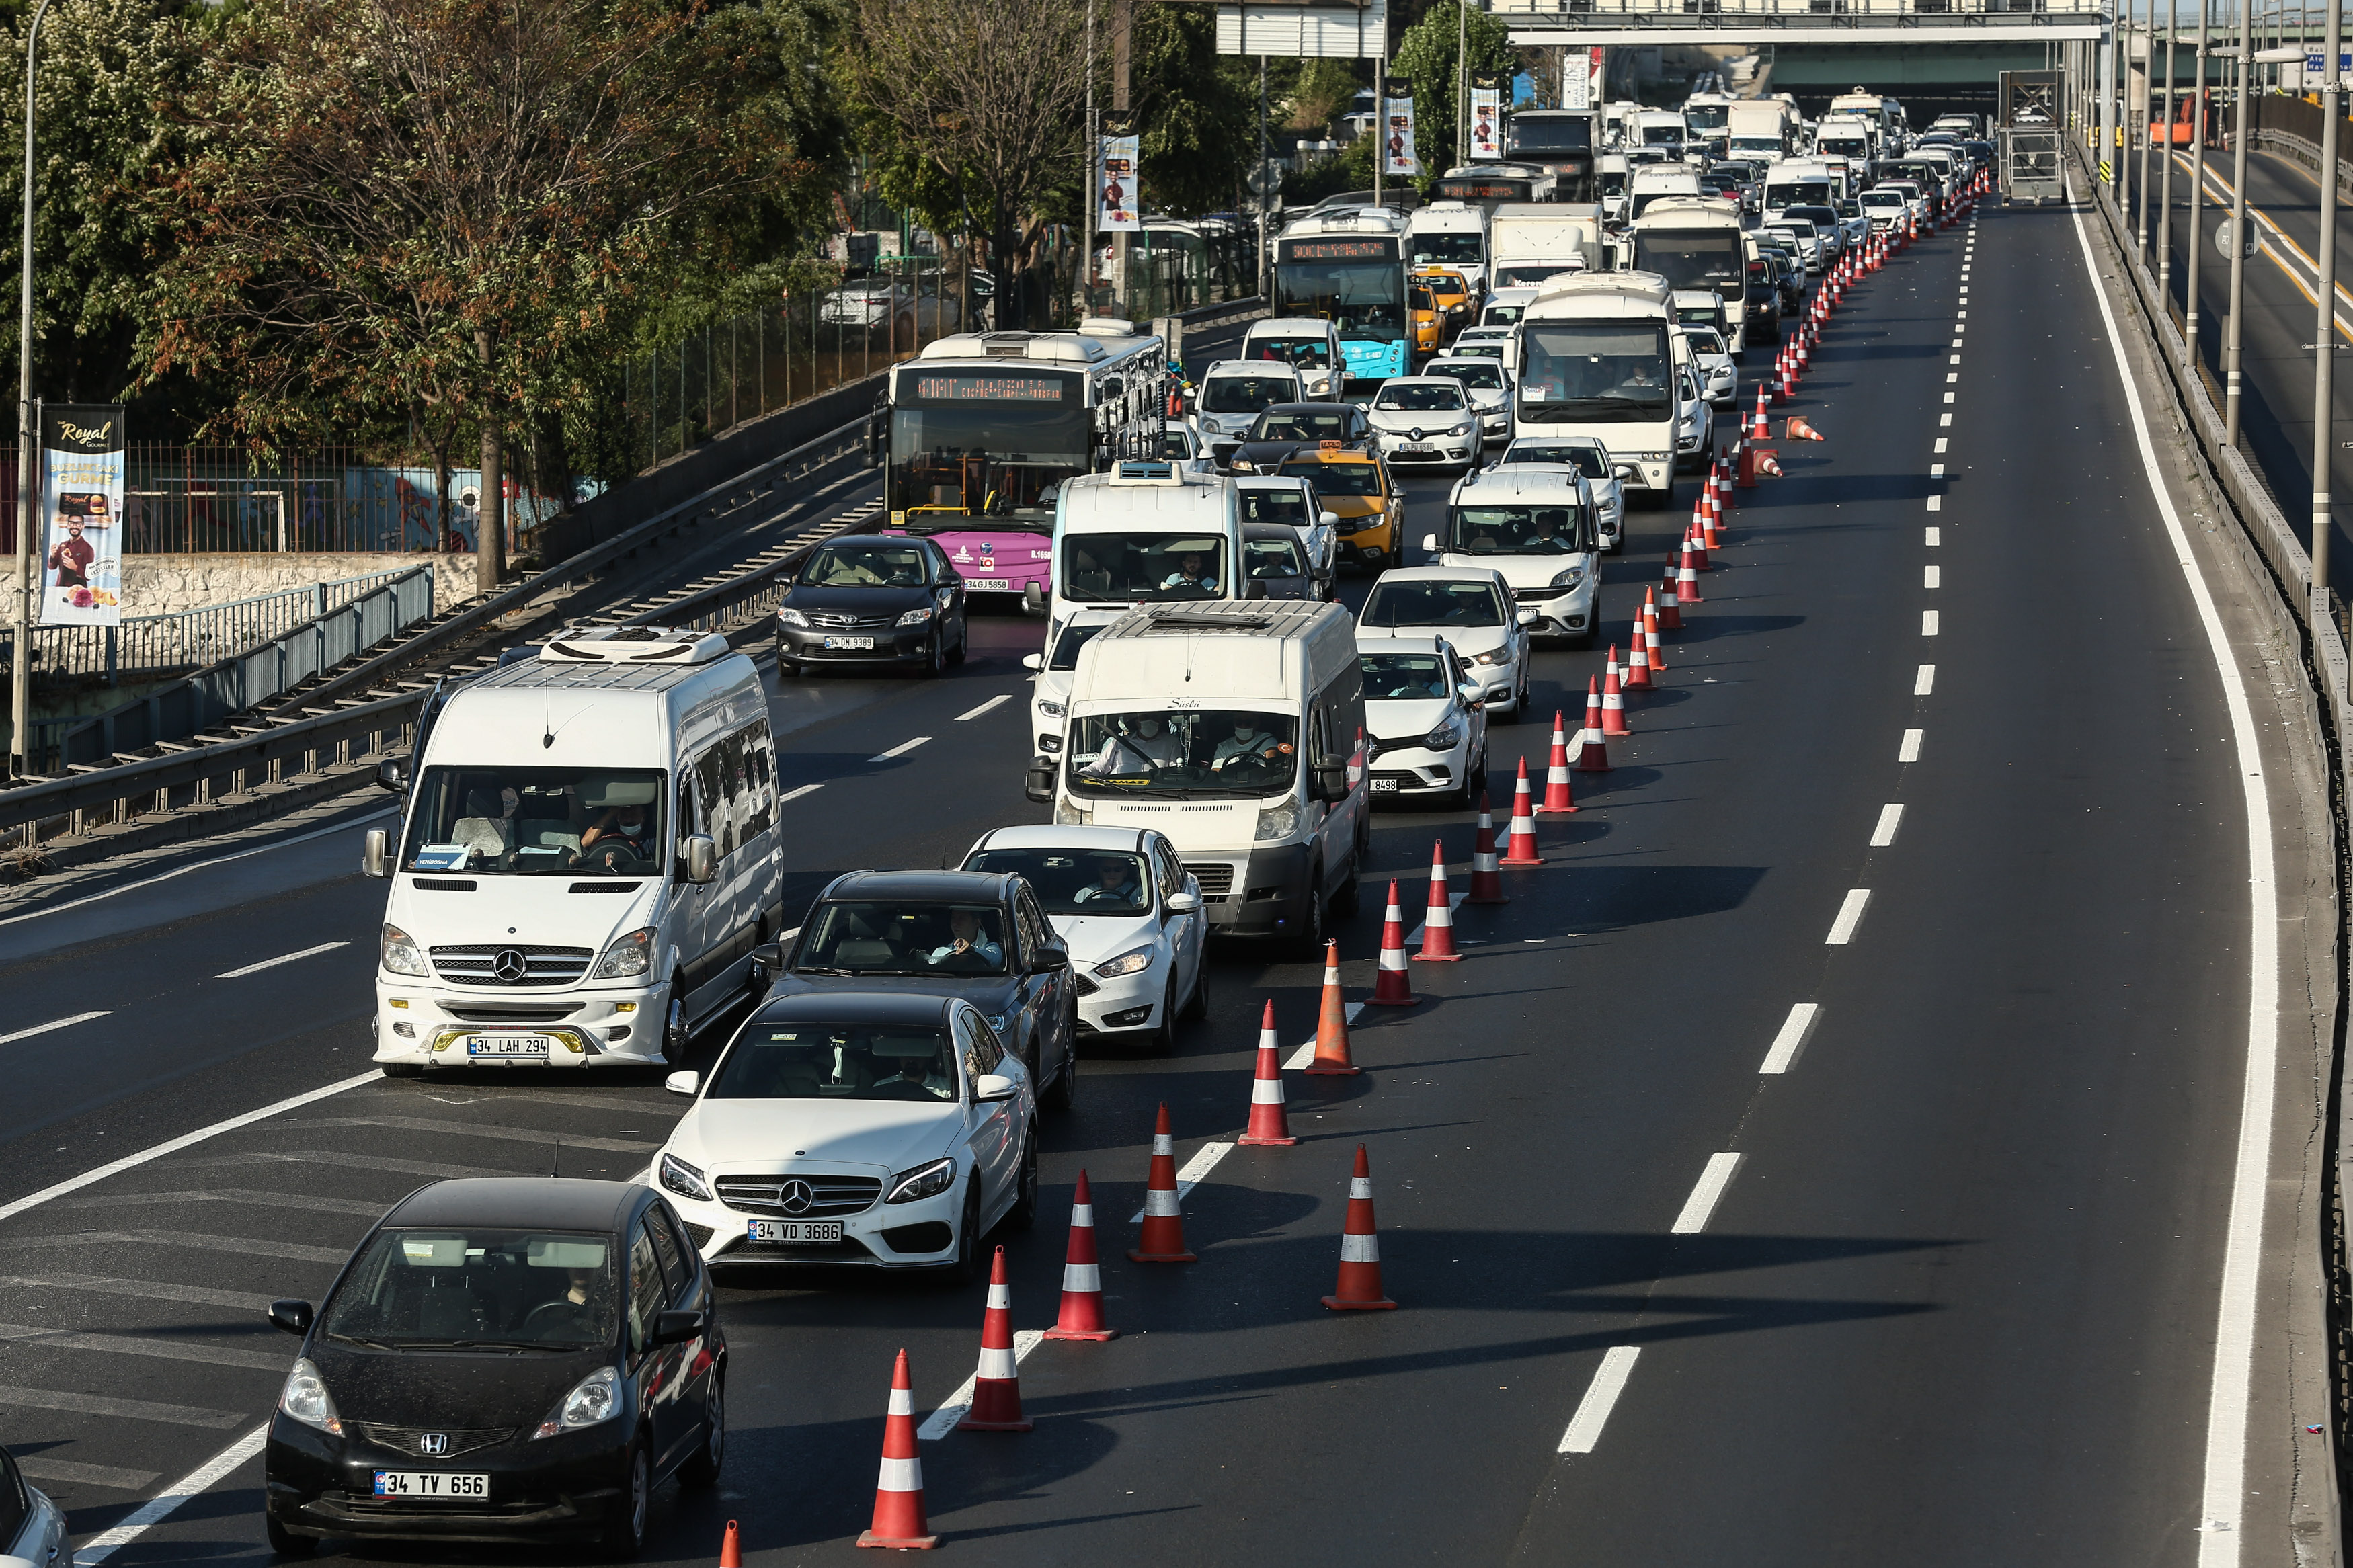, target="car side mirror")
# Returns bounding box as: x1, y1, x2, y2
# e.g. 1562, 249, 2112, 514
974, 1073, 1019, 1103
362, 829, 391, 880
1613, 463, 1638, 481
665, 1069, 701, 1096
1165, 889, 1202, 913
1517, 607, 1540, 626
683, 834, 718, 885
1316, 762, 1351, 800
375, 757, 406, 793
750, 940, 785, 981
268, 1298, 314, 1337
1421, 532, 1439, 553
1031, 940, 1070, 973
1459, 682, 1485, 706
653, 1307, 707, 1347
1025, 757, 1056, 804
1021, 652, 1044, 672
1022, 582, 1047, 618
1318, 511, 1339, 529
